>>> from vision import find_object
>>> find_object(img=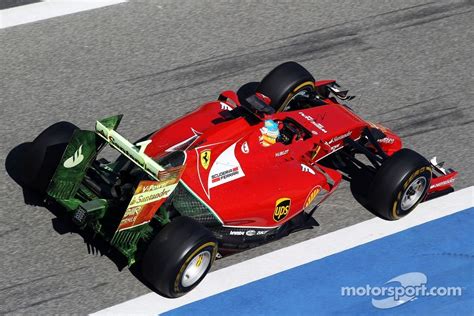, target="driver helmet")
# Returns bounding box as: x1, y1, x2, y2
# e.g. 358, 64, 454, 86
259, 119, 280, 147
